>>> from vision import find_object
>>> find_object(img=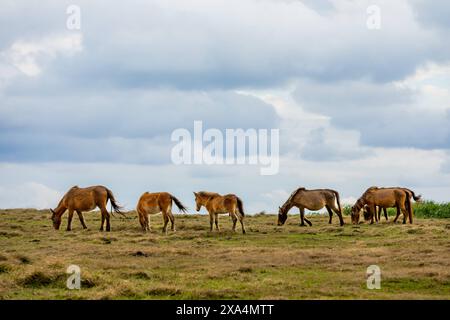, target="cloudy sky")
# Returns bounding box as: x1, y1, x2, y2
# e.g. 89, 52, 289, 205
1, 0, 449, 213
